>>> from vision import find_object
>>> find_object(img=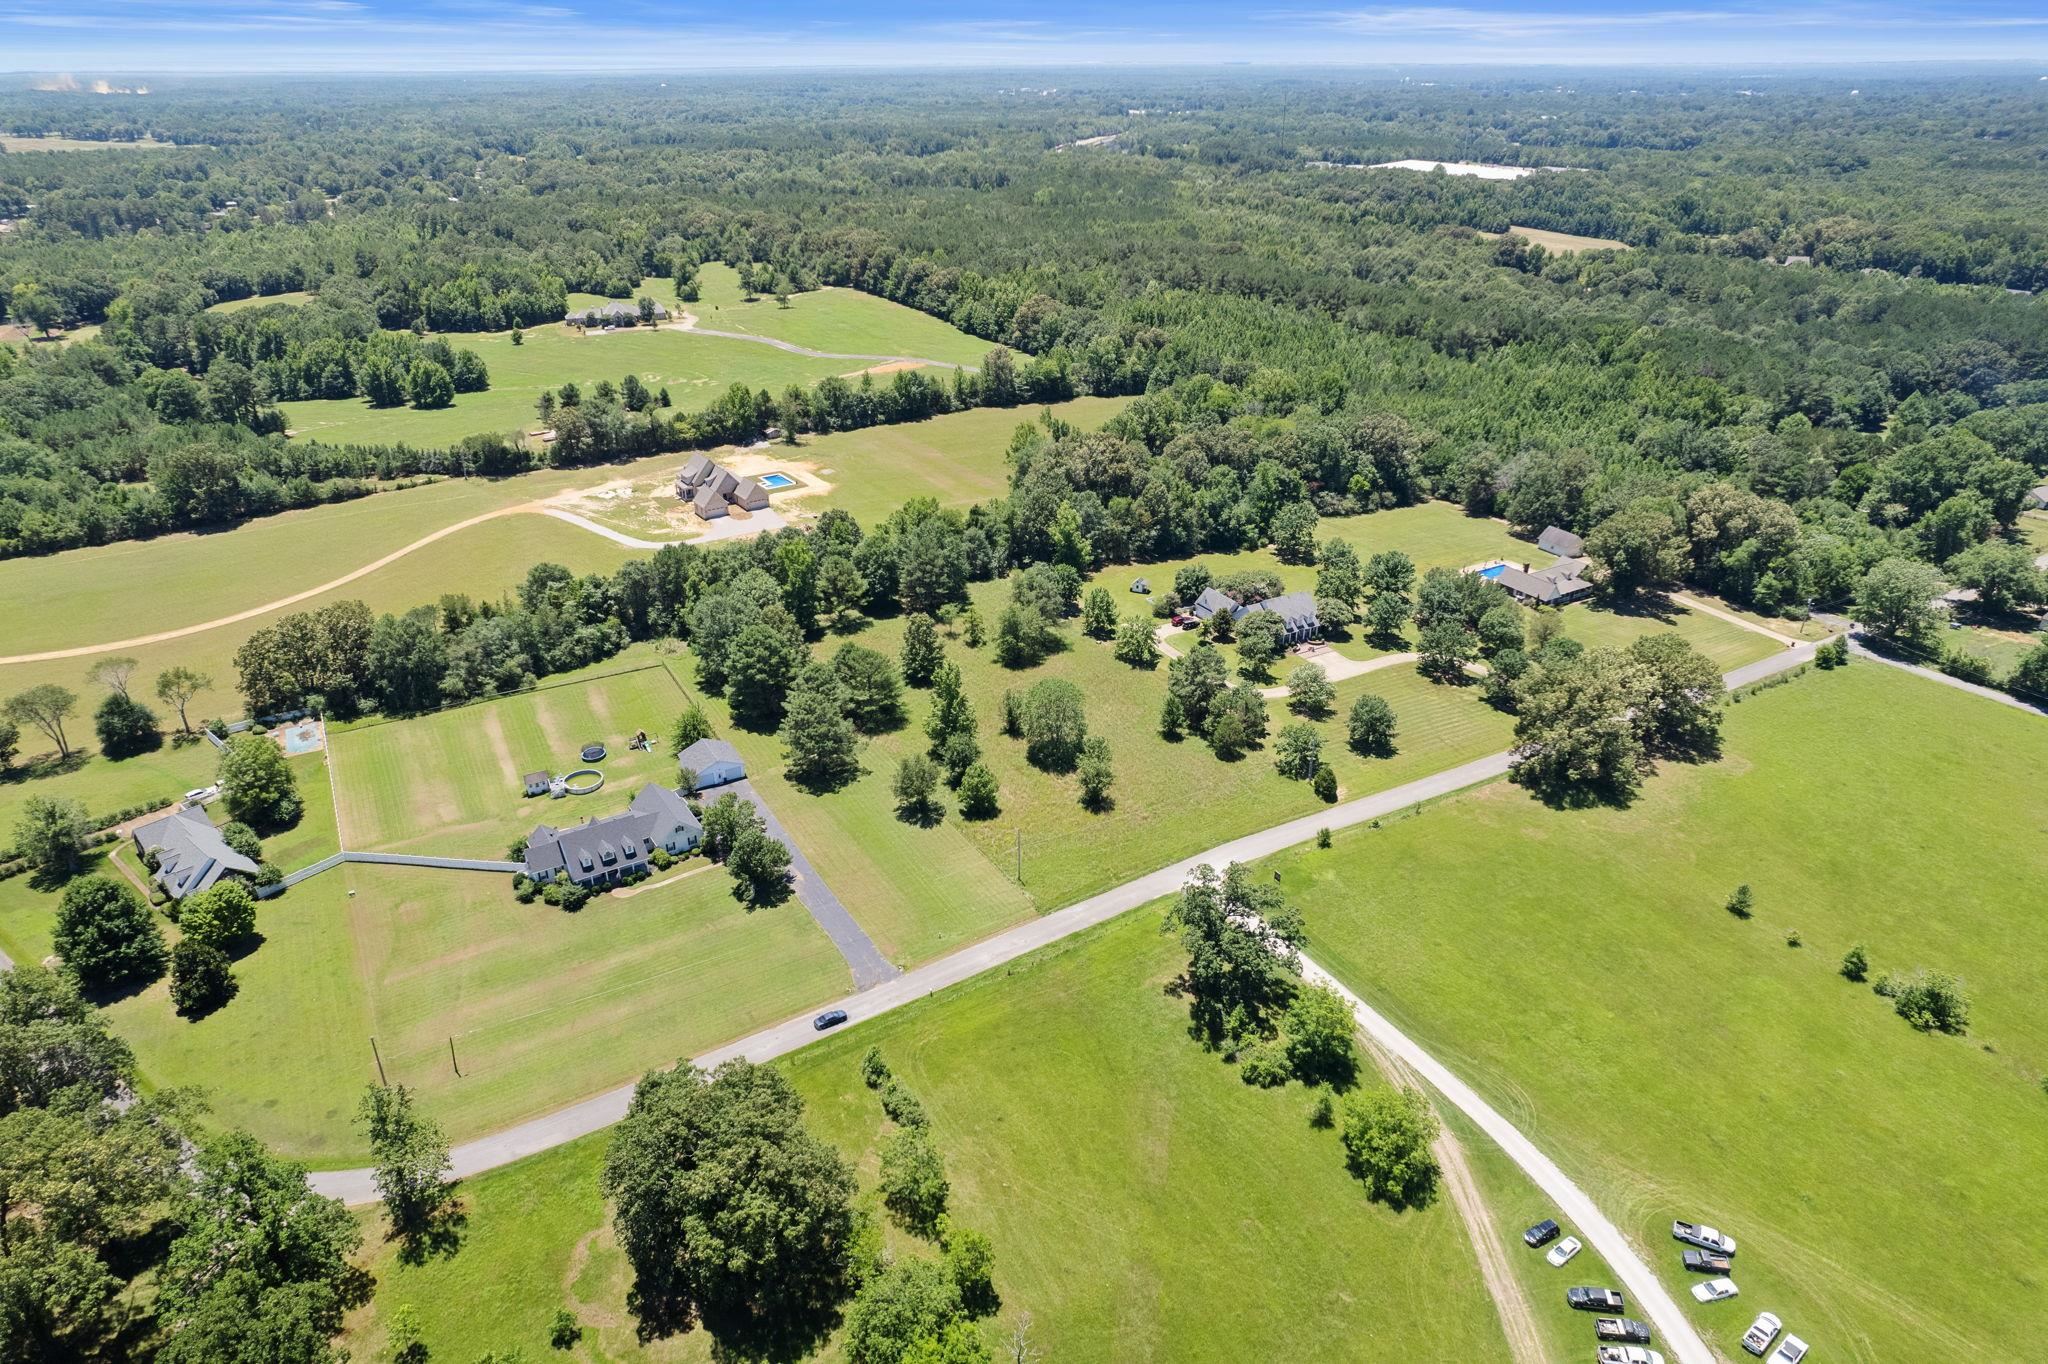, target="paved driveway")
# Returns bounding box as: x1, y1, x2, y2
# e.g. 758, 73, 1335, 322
725, 778, 899, 990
